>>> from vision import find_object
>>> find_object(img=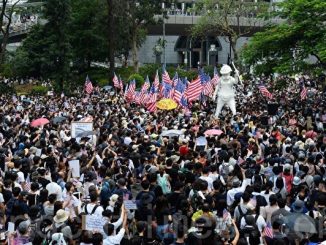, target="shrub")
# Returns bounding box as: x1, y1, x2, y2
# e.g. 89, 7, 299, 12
116, 66, 134, 82
98, 78, 109, 87
139, 64, 161, 80
0, 63, 13, 77
128, 73, 144, 88
0, 84, 15, 95
31, 86, 49, 95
